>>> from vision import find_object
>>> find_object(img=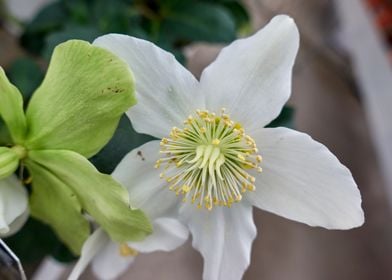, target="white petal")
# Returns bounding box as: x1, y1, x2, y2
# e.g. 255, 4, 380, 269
0, 176, 28, 235
112, 141, 179, 219
68, 228, 109, 280
200, 15, 299, 130
128, 217, 188, 253
247, 127, 364, 229
32, 257, 69, 280
3, 207, 29, 237
91, 238, 135, 280
93, 34, 201, 138
180, 203, 256, 280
